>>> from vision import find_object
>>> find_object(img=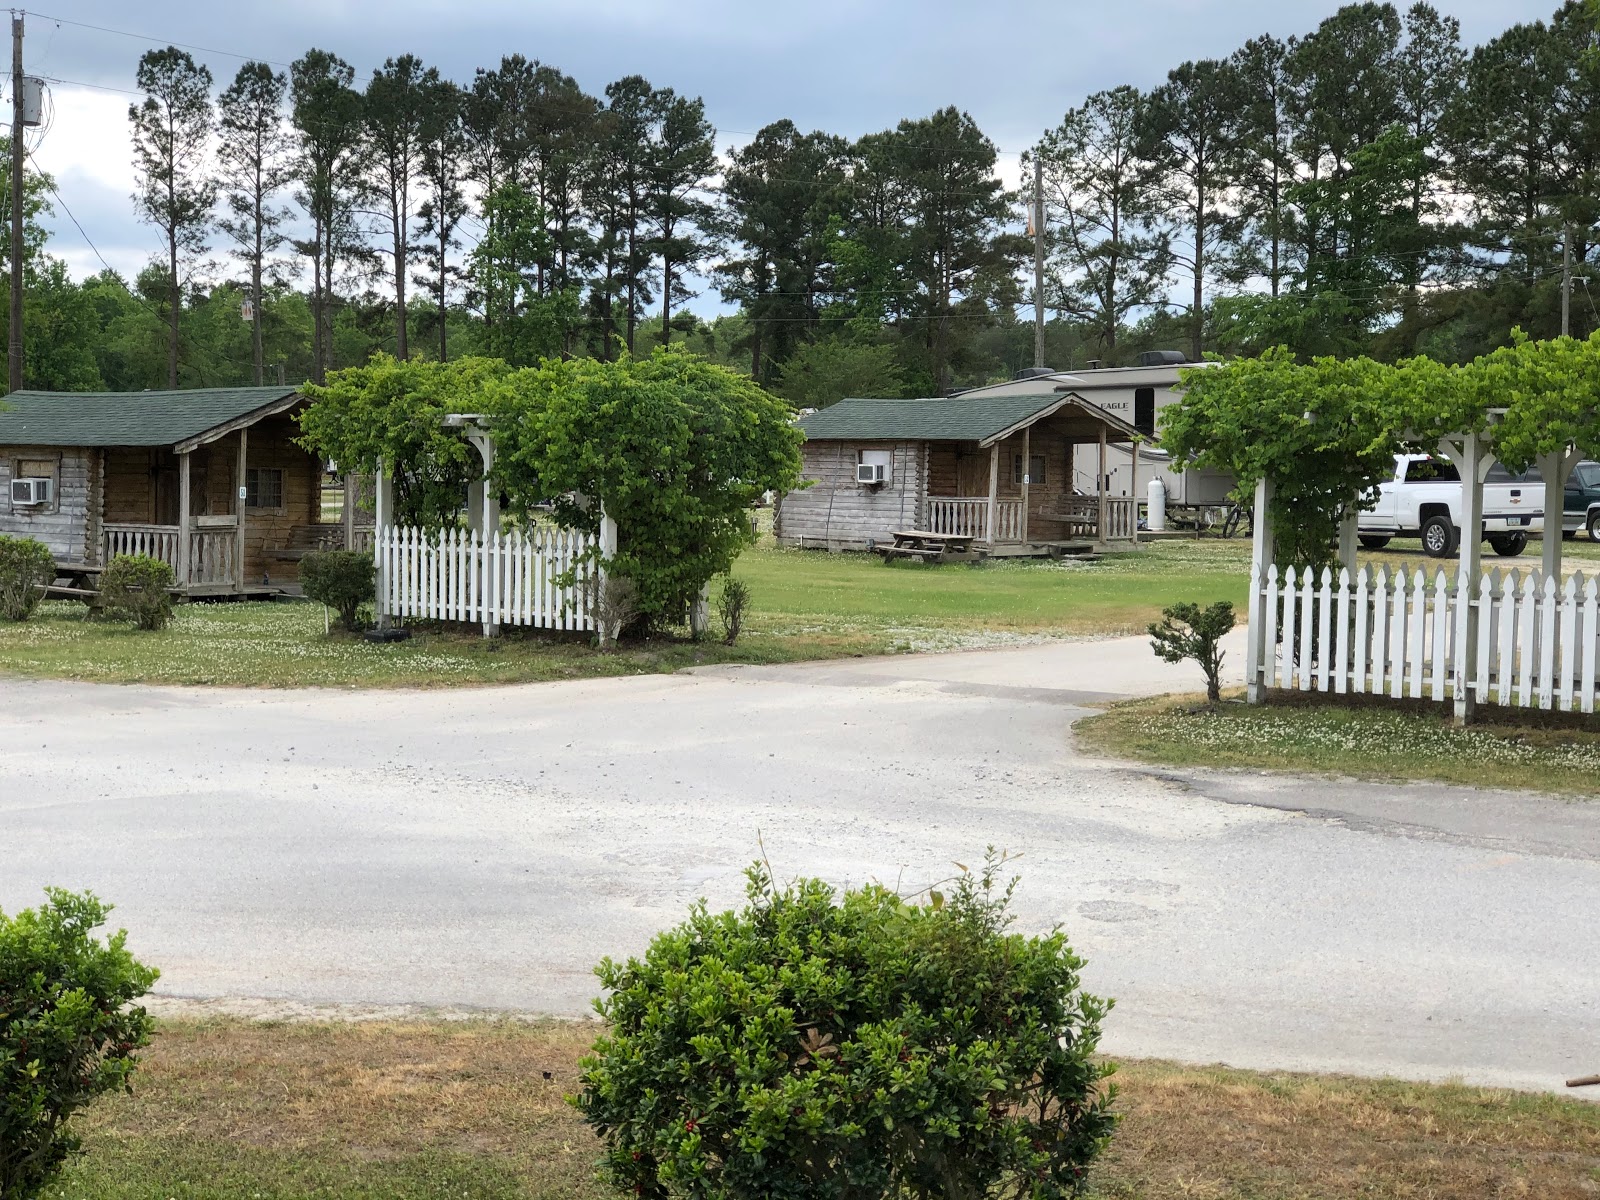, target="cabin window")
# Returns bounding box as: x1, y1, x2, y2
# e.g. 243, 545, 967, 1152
1013, 454, 1046, 486
245, 467, 284, 510
856, 449, 893, 483
1134, 387, 1156, 436
9, 455, 59, 512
